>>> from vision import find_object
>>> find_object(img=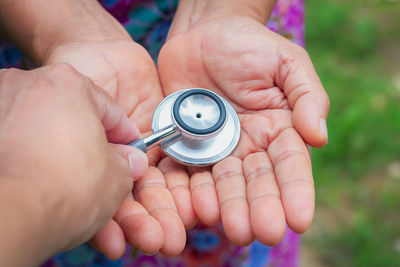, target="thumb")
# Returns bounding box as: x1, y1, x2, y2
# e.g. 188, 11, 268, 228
112, 144, 149, 181
292, 90, 329, 148
279, 47, 330, 147
86, 81, 149, 179
88, 82, 142, 144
